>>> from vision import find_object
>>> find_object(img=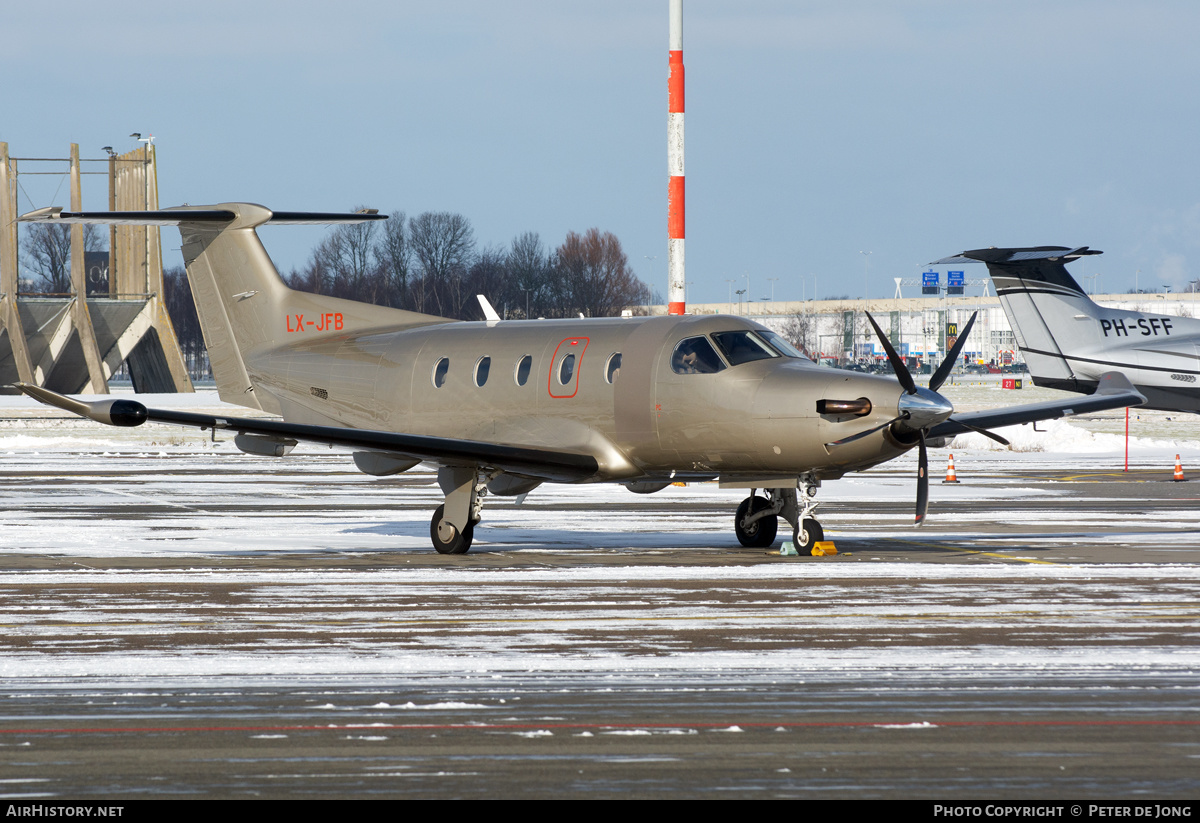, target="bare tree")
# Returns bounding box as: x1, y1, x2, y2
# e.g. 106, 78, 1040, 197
308, 211, 381, 303
374, 211, 411, 309
162, 266, 208, 378
554, 228, 651, 317
780, 311, 817, 358
506, 231, 557, 318
463, 246, 510, 319
409, 212, 476, 316
20, 223, 104, 294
